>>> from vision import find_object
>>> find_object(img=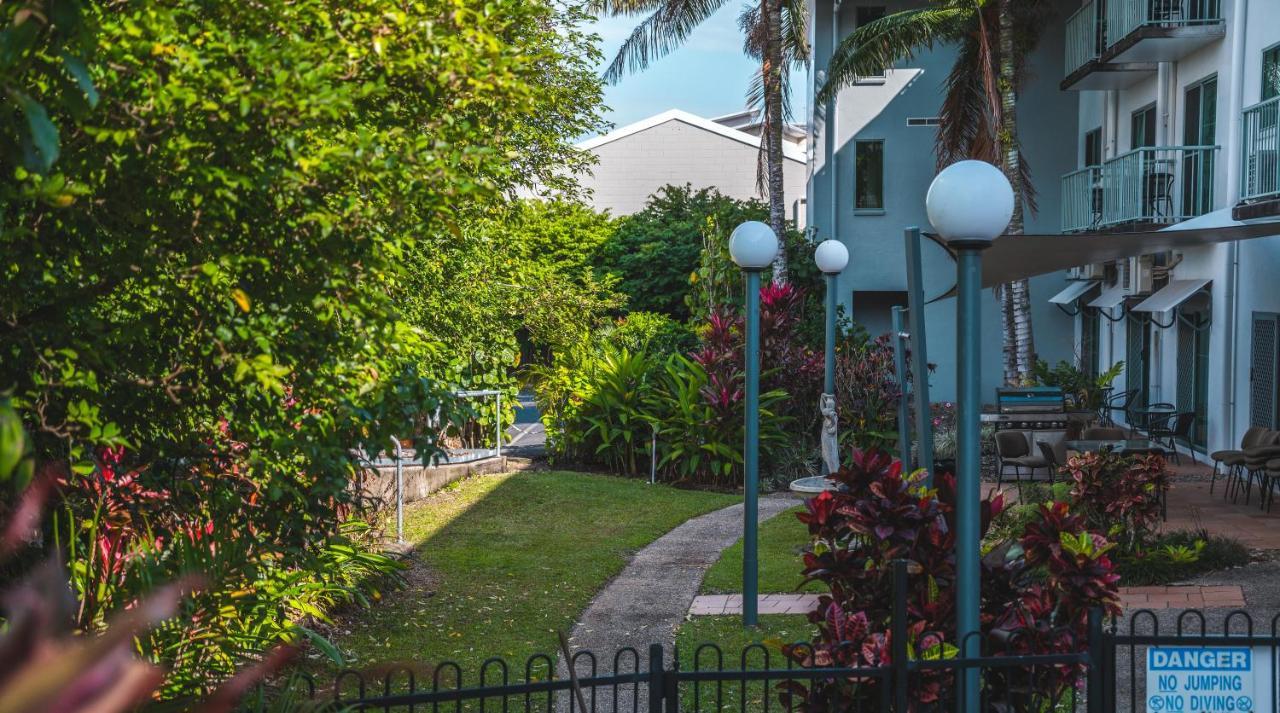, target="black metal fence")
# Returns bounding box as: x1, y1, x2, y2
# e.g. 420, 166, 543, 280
259, 594, 1280, 712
